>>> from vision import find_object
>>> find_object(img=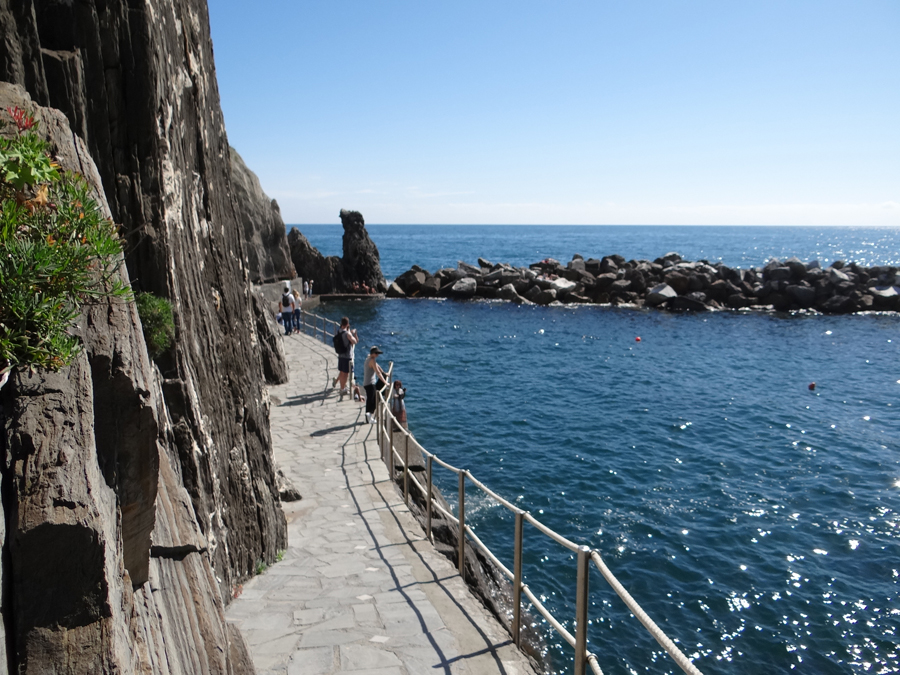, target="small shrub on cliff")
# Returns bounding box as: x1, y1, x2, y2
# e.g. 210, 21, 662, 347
0, 107, 130, 378
135, 292, 175, 358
